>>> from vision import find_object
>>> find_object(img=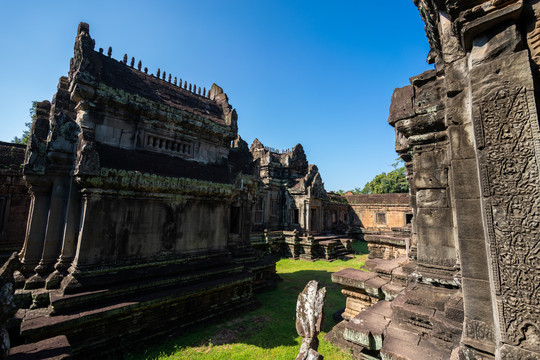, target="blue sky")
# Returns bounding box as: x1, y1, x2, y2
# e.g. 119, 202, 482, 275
0, 1, 432, 191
